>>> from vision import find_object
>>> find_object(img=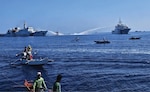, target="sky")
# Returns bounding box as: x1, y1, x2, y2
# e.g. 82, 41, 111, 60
0, 0, 150, 35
